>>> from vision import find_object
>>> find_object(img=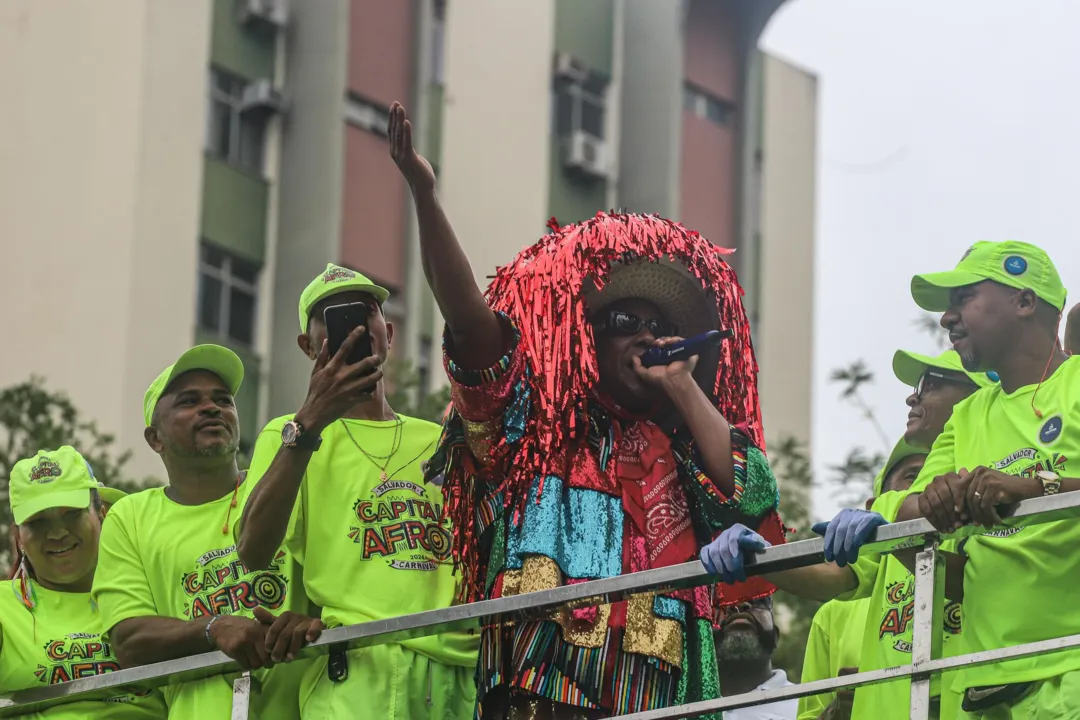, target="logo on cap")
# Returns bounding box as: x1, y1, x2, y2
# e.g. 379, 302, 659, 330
961, 246, 976, 261
29, 458, 62, 484
1003, 256, 1028, 276
322, 267, 356, 284
1039, 416, 1063, 445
